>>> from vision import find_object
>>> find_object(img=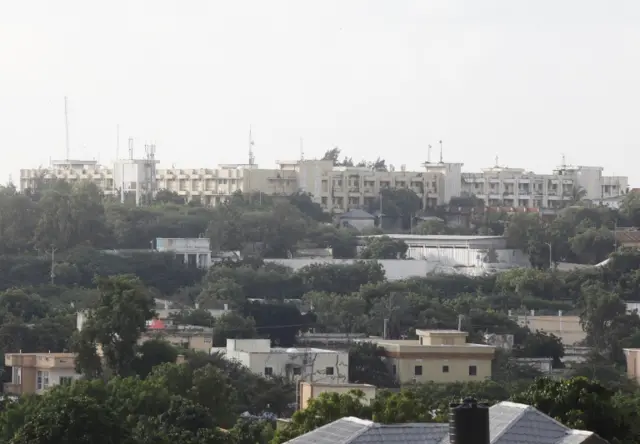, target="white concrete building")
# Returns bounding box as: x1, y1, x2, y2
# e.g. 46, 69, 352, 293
460, 164, 628, 209
20, 157, 627, 211
155, 237, 212, 268
213, 339, 348, 383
